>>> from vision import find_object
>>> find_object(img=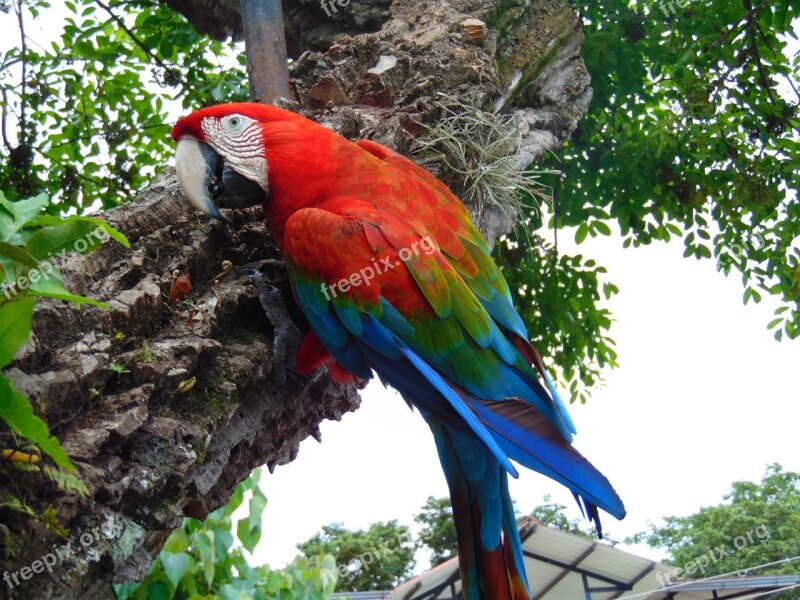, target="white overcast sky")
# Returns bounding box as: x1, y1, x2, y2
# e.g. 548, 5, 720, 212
252, 229, 799, 570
